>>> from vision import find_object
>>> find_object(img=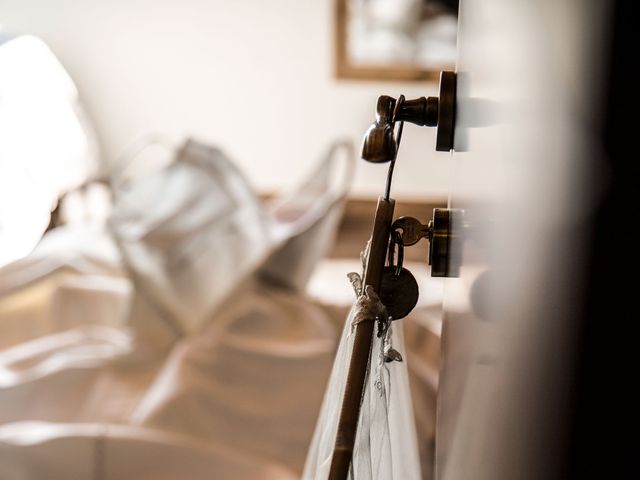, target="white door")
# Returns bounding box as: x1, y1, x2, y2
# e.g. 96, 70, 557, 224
436, 1, 612, 479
